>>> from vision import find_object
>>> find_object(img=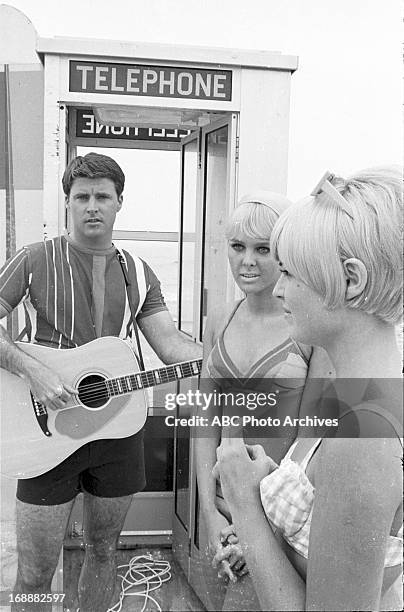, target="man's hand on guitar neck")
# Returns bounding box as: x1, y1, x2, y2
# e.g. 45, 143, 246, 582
0, 318, 76, 411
